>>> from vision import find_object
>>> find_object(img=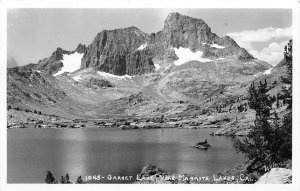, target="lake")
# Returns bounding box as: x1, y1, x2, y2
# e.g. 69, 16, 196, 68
7, 128, 245, 183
